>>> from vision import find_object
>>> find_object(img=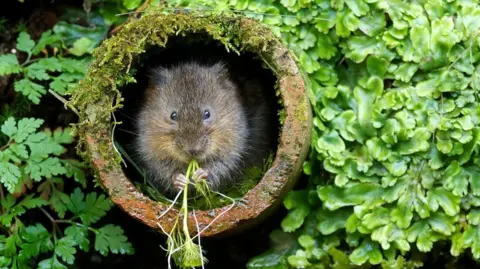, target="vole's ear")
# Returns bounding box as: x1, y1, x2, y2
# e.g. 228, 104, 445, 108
148, 66, 169, 88
210, 61, 230, 81
145, 66, 170, 99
